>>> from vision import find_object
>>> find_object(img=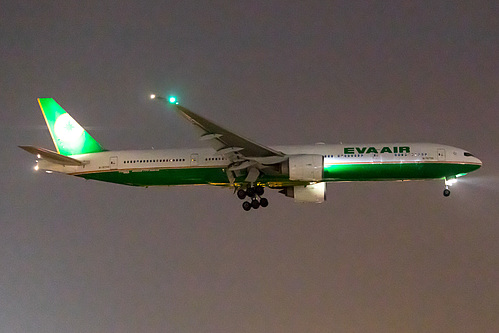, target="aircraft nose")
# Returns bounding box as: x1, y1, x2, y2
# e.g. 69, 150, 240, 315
471, 154, 482, 167
464, 151, 482, 167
